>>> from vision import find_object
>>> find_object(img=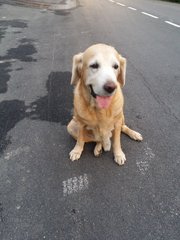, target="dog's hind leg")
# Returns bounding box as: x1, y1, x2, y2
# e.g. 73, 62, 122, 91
67, 118, 79, 140
67, 117, 96, 142
120, 113, 143, 141
121, 124, 143, 141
